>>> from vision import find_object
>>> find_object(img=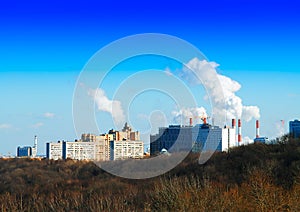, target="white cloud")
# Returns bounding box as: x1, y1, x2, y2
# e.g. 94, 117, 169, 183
242, 106, 260, 122
182, 58, 260, 122
88, 88, 125, 125
242, 136, 254, 145
43, 112, 55, 119
31, 122, 44, 129
0, 124, 12, 129
172, 107, 207, 124
275, 121, 285, 138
